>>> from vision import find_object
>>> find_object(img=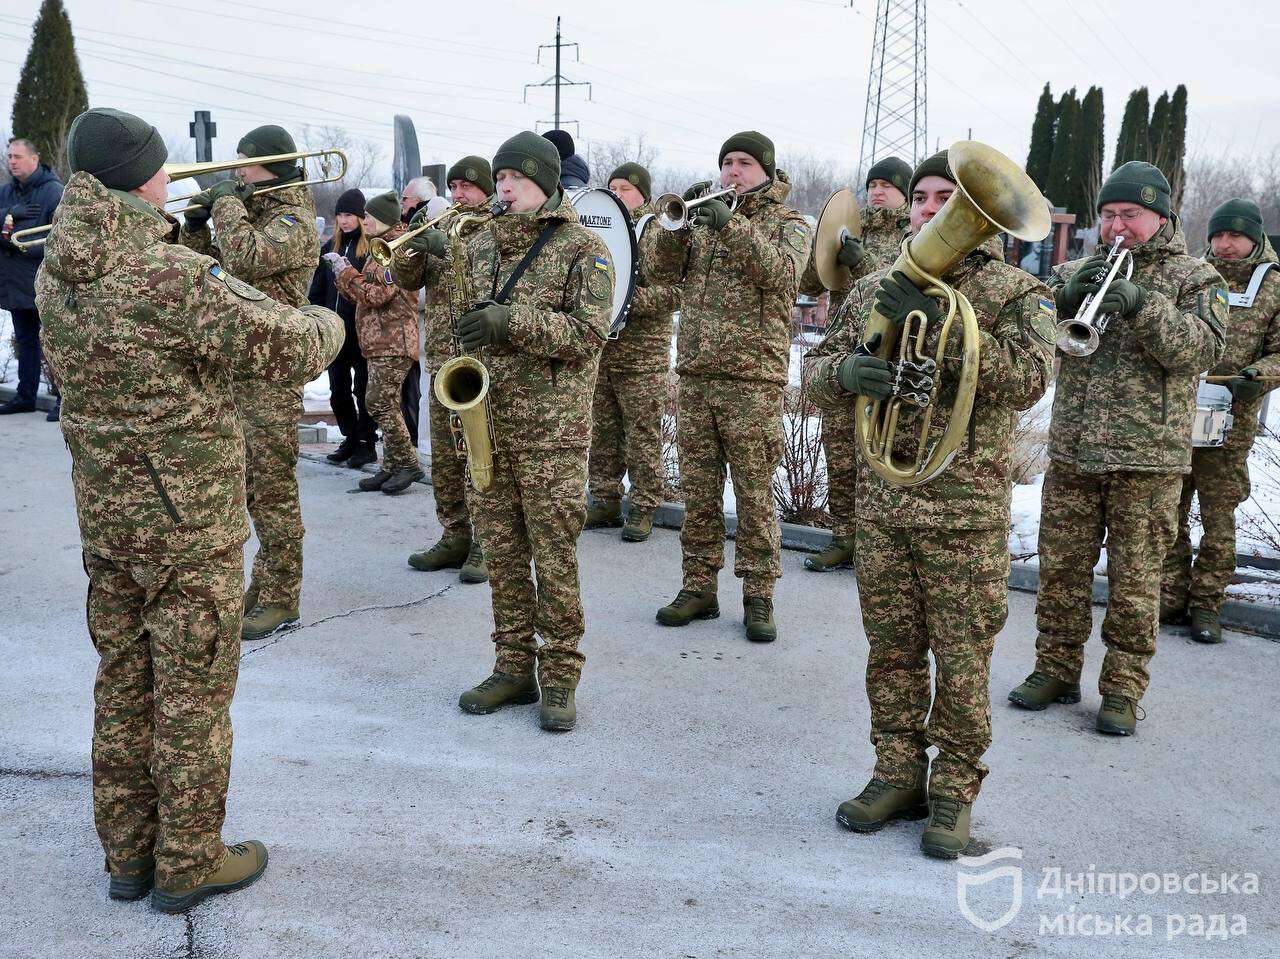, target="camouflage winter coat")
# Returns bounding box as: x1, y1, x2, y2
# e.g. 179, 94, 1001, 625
35, 173, 341, 564
1048, 219, 1227, 474
337, 222, 419, 361
804, 236, 1054, 529
646, 171, 810, 385
1205, 237, 1280, 451
799, 199, 909, 308
420, 191, 612, 451
601, 201, 679, 376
